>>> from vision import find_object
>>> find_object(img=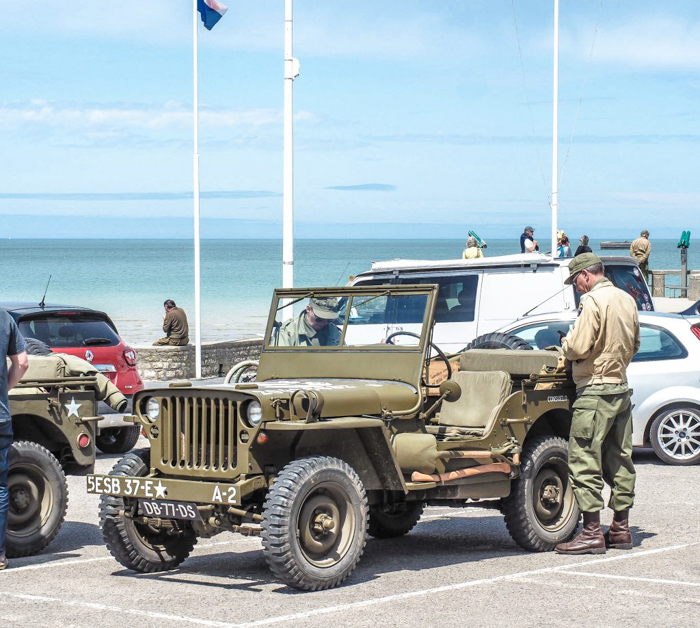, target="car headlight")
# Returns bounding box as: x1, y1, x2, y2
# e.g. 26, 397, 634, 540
145, 398, 160, 422
245, 400, 263, 427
